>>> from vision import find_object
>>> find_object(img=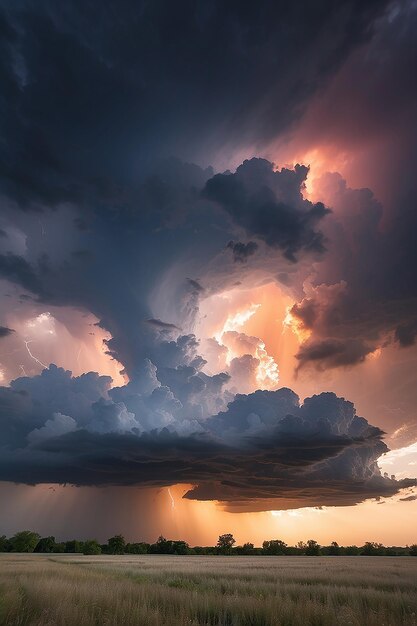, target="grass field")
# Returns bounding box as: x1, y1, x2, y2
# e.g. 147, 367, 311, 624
0, 554, 416, 625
